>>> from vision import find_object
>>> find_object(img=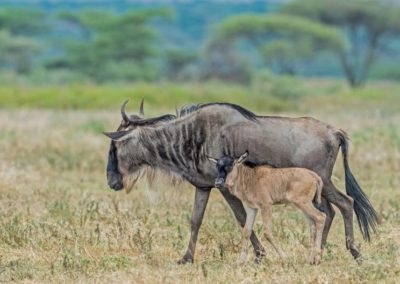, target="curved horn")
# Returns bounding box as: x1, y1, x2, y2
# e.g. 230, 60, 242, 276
139, 99, 144, 116
120, 100, 129, 123
175, 106, 179, 117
